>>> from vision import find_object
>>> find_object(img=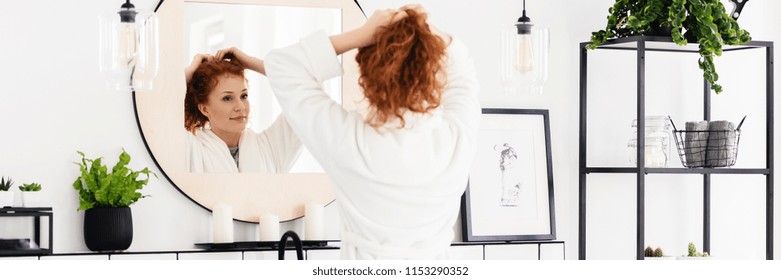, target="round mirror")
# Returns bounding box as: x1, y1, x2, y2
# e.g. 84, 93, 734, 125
134, 0, 366, 222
